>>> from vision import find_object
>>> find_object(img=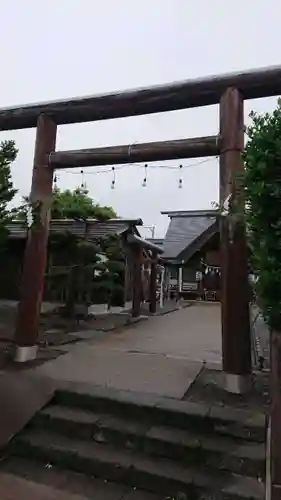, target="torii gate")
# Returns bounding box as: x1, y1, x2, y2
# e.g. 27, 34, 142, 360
0, 64, 281, 496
